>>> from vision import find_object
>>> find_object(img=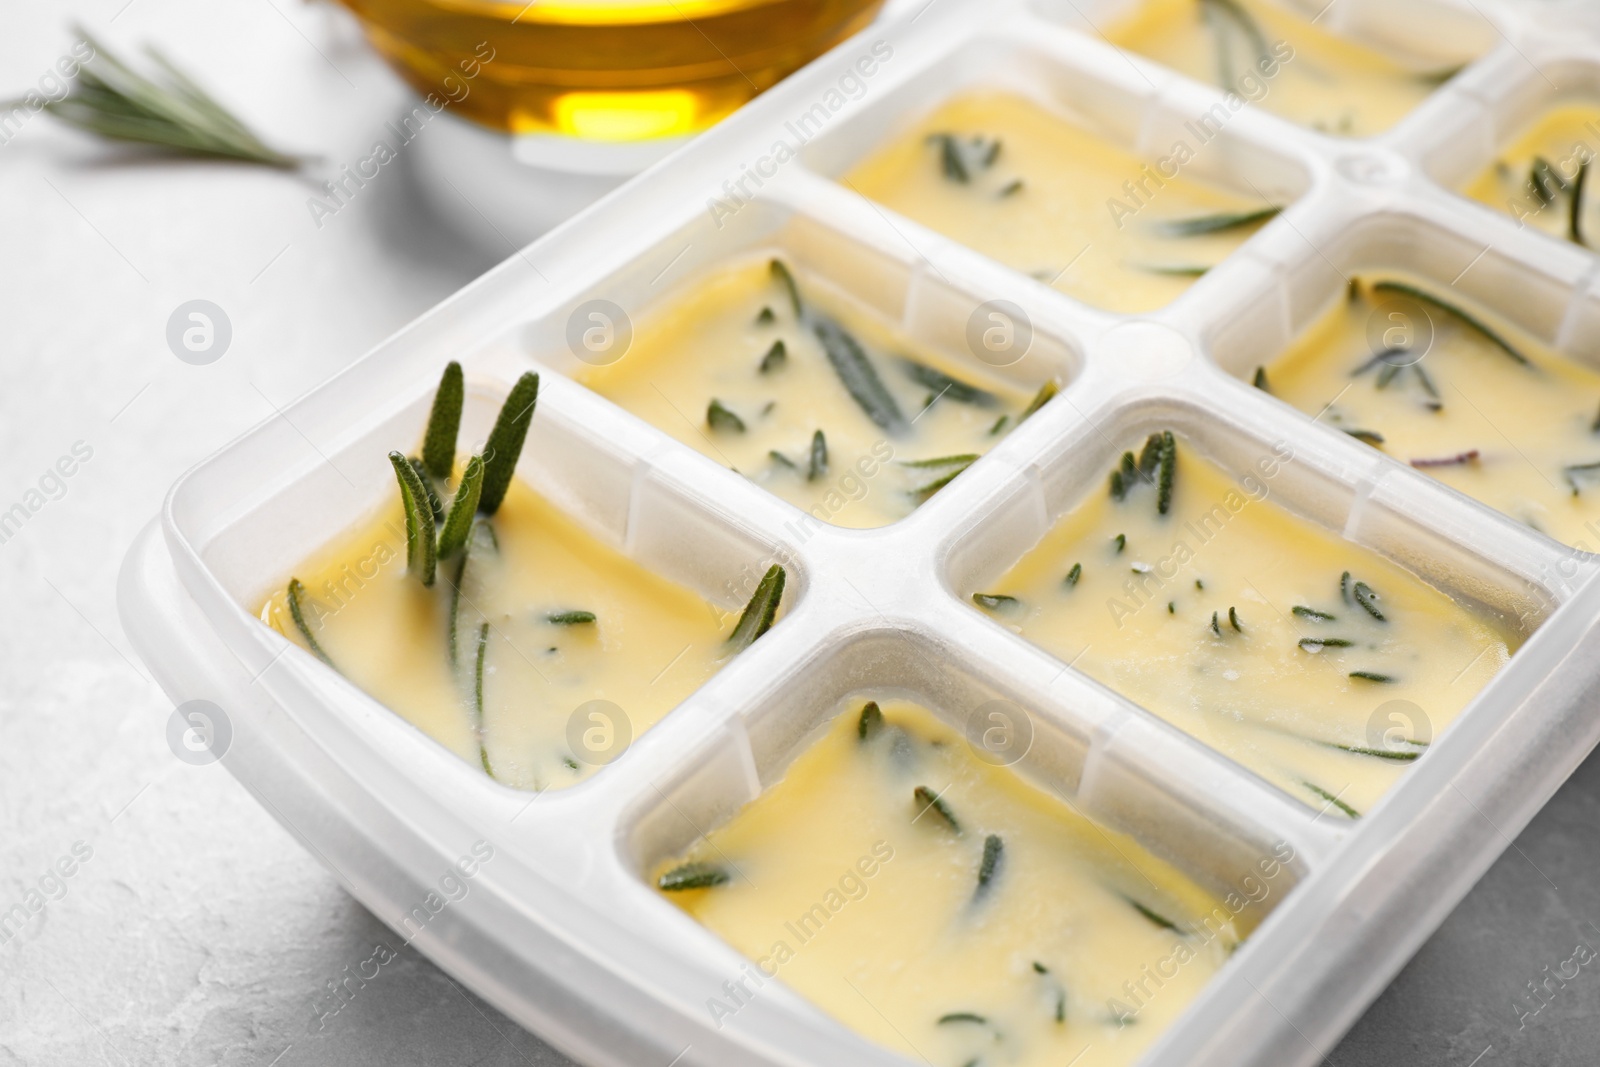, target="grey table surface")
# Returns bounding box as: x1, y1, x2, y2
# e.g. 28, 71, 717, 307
2, 2, 1598, 1065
